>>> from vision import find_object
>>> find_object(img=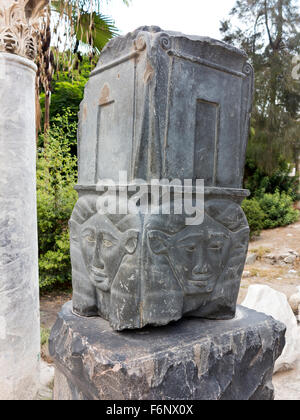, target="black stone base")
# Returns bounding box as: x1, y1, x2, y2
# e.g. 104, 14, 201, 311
49, 302, 285, 400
